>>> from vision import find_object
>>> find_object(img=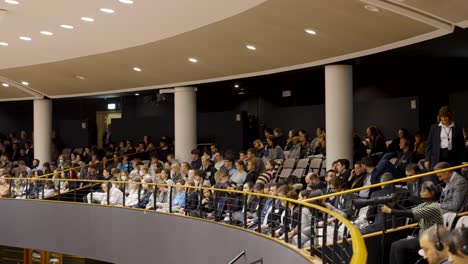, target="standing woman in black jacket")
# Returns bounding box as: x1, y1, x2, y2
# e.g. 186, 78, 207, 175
425, 106, 466, 170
